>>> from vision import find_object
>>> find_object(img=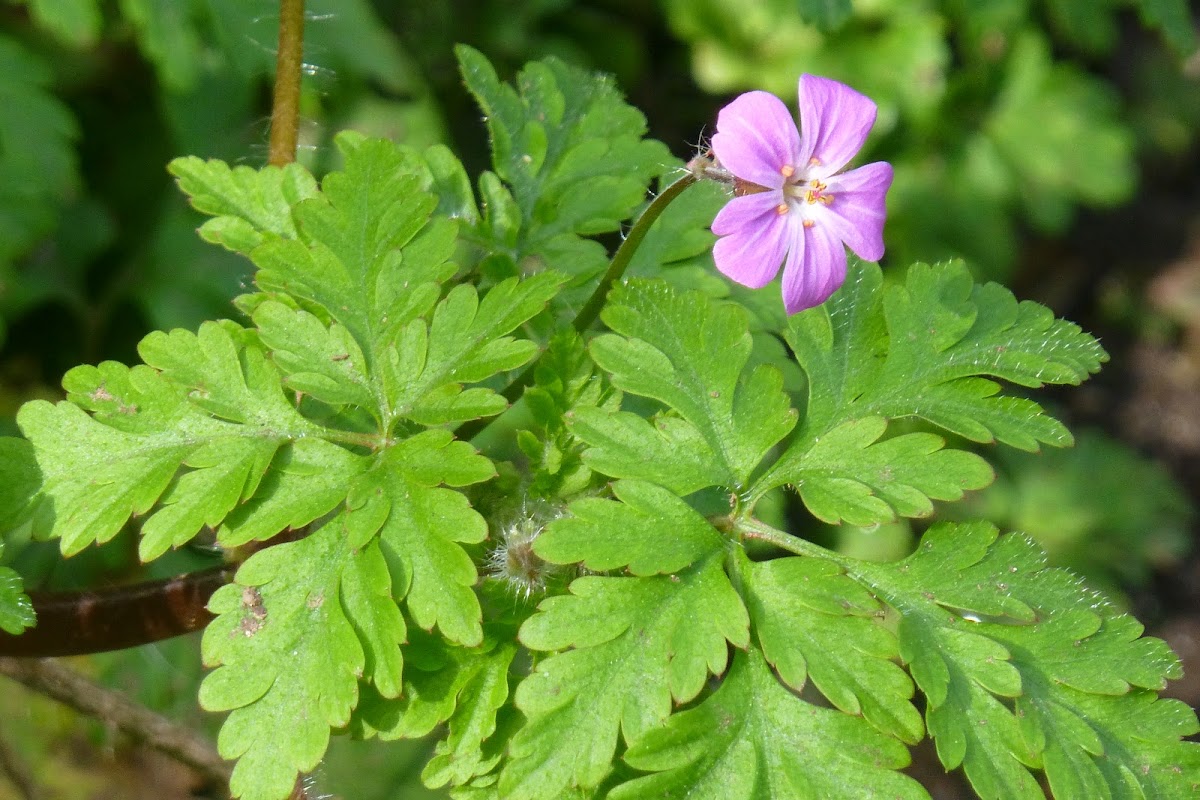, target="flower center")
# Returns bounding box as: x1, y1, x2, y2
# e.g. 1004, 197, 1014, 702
804, 179, 833, 205
779, 166, 836, 225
